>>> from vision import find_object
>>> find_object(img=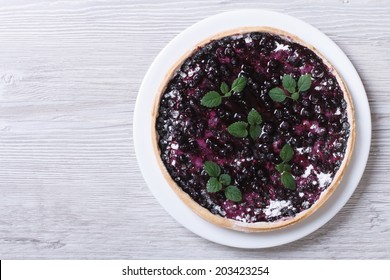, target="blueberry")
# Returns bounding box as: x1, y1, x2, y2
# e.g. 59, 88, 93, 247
156, 122, 163, 130
263, 101, 273, 110
205, 138, 218, 150
263, 37, 276, 51
309, 180, 319, 188
240, 65, 252, 77
291, 164, 301, 174
220, 64, 230, 77
268, 59, 280, 71
327, 78, 335, 90
335, 139, 346, 151
188, 138, 198, 150
251, 33, 263, 42
331, 122, 342, 132
207, 71, 216, 80
248, 165, 256, 175
225, 143, 234, 152
224, 47, 235, 56
274, 109, 283, 119
260, 93, 272, 104
341, 99, 347, 109
280, 121, 290, 130
195, 123, 205, 137
219, 148, 228, 157
206, 58, 218, 68
312, 67, 324, 78
342, 121, 350, 130
300, 109, 311, 118
302, 99, 311, 108
236, 174, 245, 184
291, 115, 301, 124
263, 80, 272, 89
289, 71, 300, 80
257, 152, 266, 163
156, 116, 165, 125
288, 54, 300, 66
263, 122, 273, 134
266, 153, 274, 161
159, 141, 168, 151
283, 108, 291, 118
310, 94, 320, 104
317, 114, 327, 124
231, 57, 239, 66
233, 113, 245, 121
270, 75, 280, 86
181, 58, 193, 71
256, 168, 265, 177
257, 143, 270, 152
261, 133, 271, 143
292, 102, 302, 113
315, 126, 326, 137
307, 132, 316, 142
290, 137, 302, 147
188, 74, 201, 87
233, 38, 246, 49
